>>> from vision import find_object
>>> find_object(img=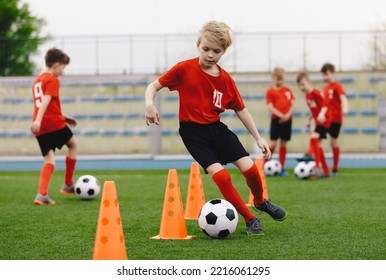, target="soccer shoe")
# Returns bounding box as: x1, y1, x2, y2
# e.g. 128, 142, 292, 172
279, 169, 289, 176
34, 194, 55, 205
322, 173, 332, 179
254, 199, 287, 221
60, 184, 74, 195
332, 170, 339, 176
296, 153, 314, 162
310, 167, 323, 179
246, 218, 264, 235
